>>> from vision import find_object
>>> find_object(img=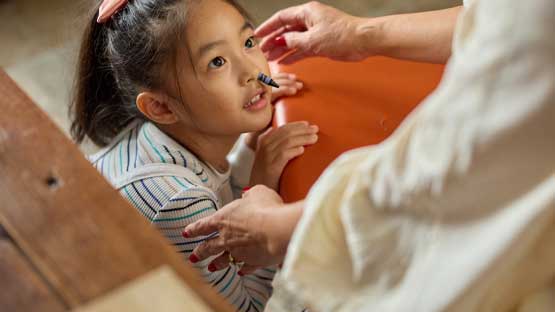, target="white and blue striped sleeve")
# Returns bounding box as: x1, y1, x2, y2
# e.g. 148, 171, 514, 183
148, 180, 272, 312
